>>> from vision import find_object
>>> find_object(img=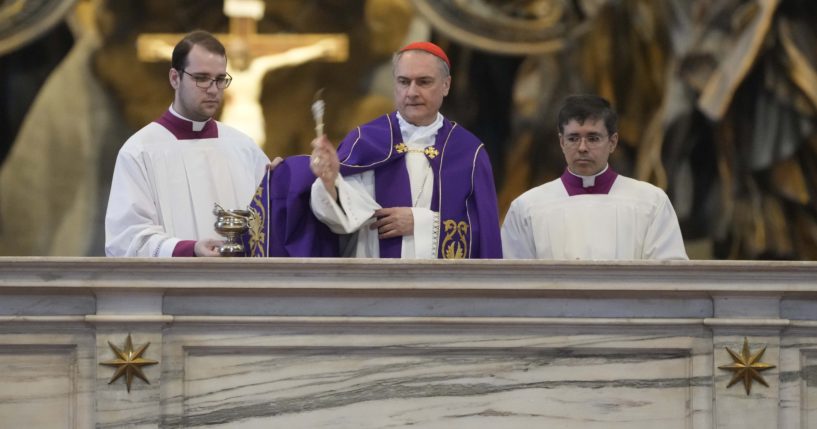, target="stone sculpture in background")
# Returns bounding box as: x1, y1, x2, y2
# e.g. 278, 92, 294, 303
668, 0, 817, 259
0, 0, 127, 256
413, 0, 817, 259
